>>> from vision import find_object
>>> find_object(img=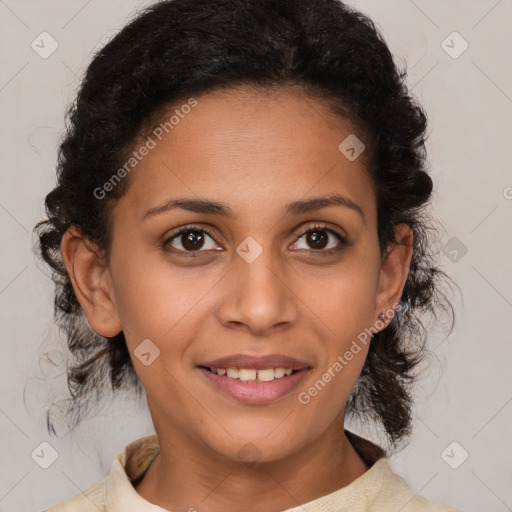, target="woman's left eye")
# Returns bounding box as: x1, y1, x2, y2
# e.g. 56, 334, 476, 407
289, 224, 346, 253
